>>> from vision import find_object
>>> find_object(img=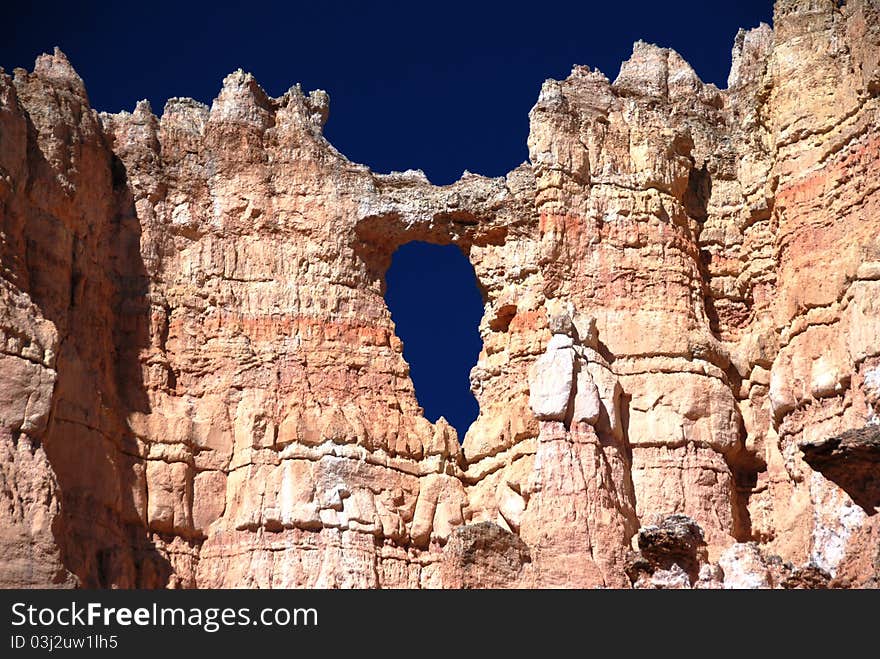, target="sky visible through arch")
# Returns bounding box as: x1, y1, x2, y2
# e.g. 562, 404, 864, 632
4, 1, 776, 438
385, 243, 483, 437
